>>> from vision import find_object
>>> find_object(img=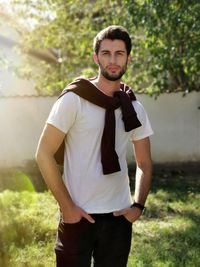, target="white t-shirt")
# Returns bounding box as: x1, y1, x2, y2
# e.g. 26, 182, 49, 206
47, 92, 153, 213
